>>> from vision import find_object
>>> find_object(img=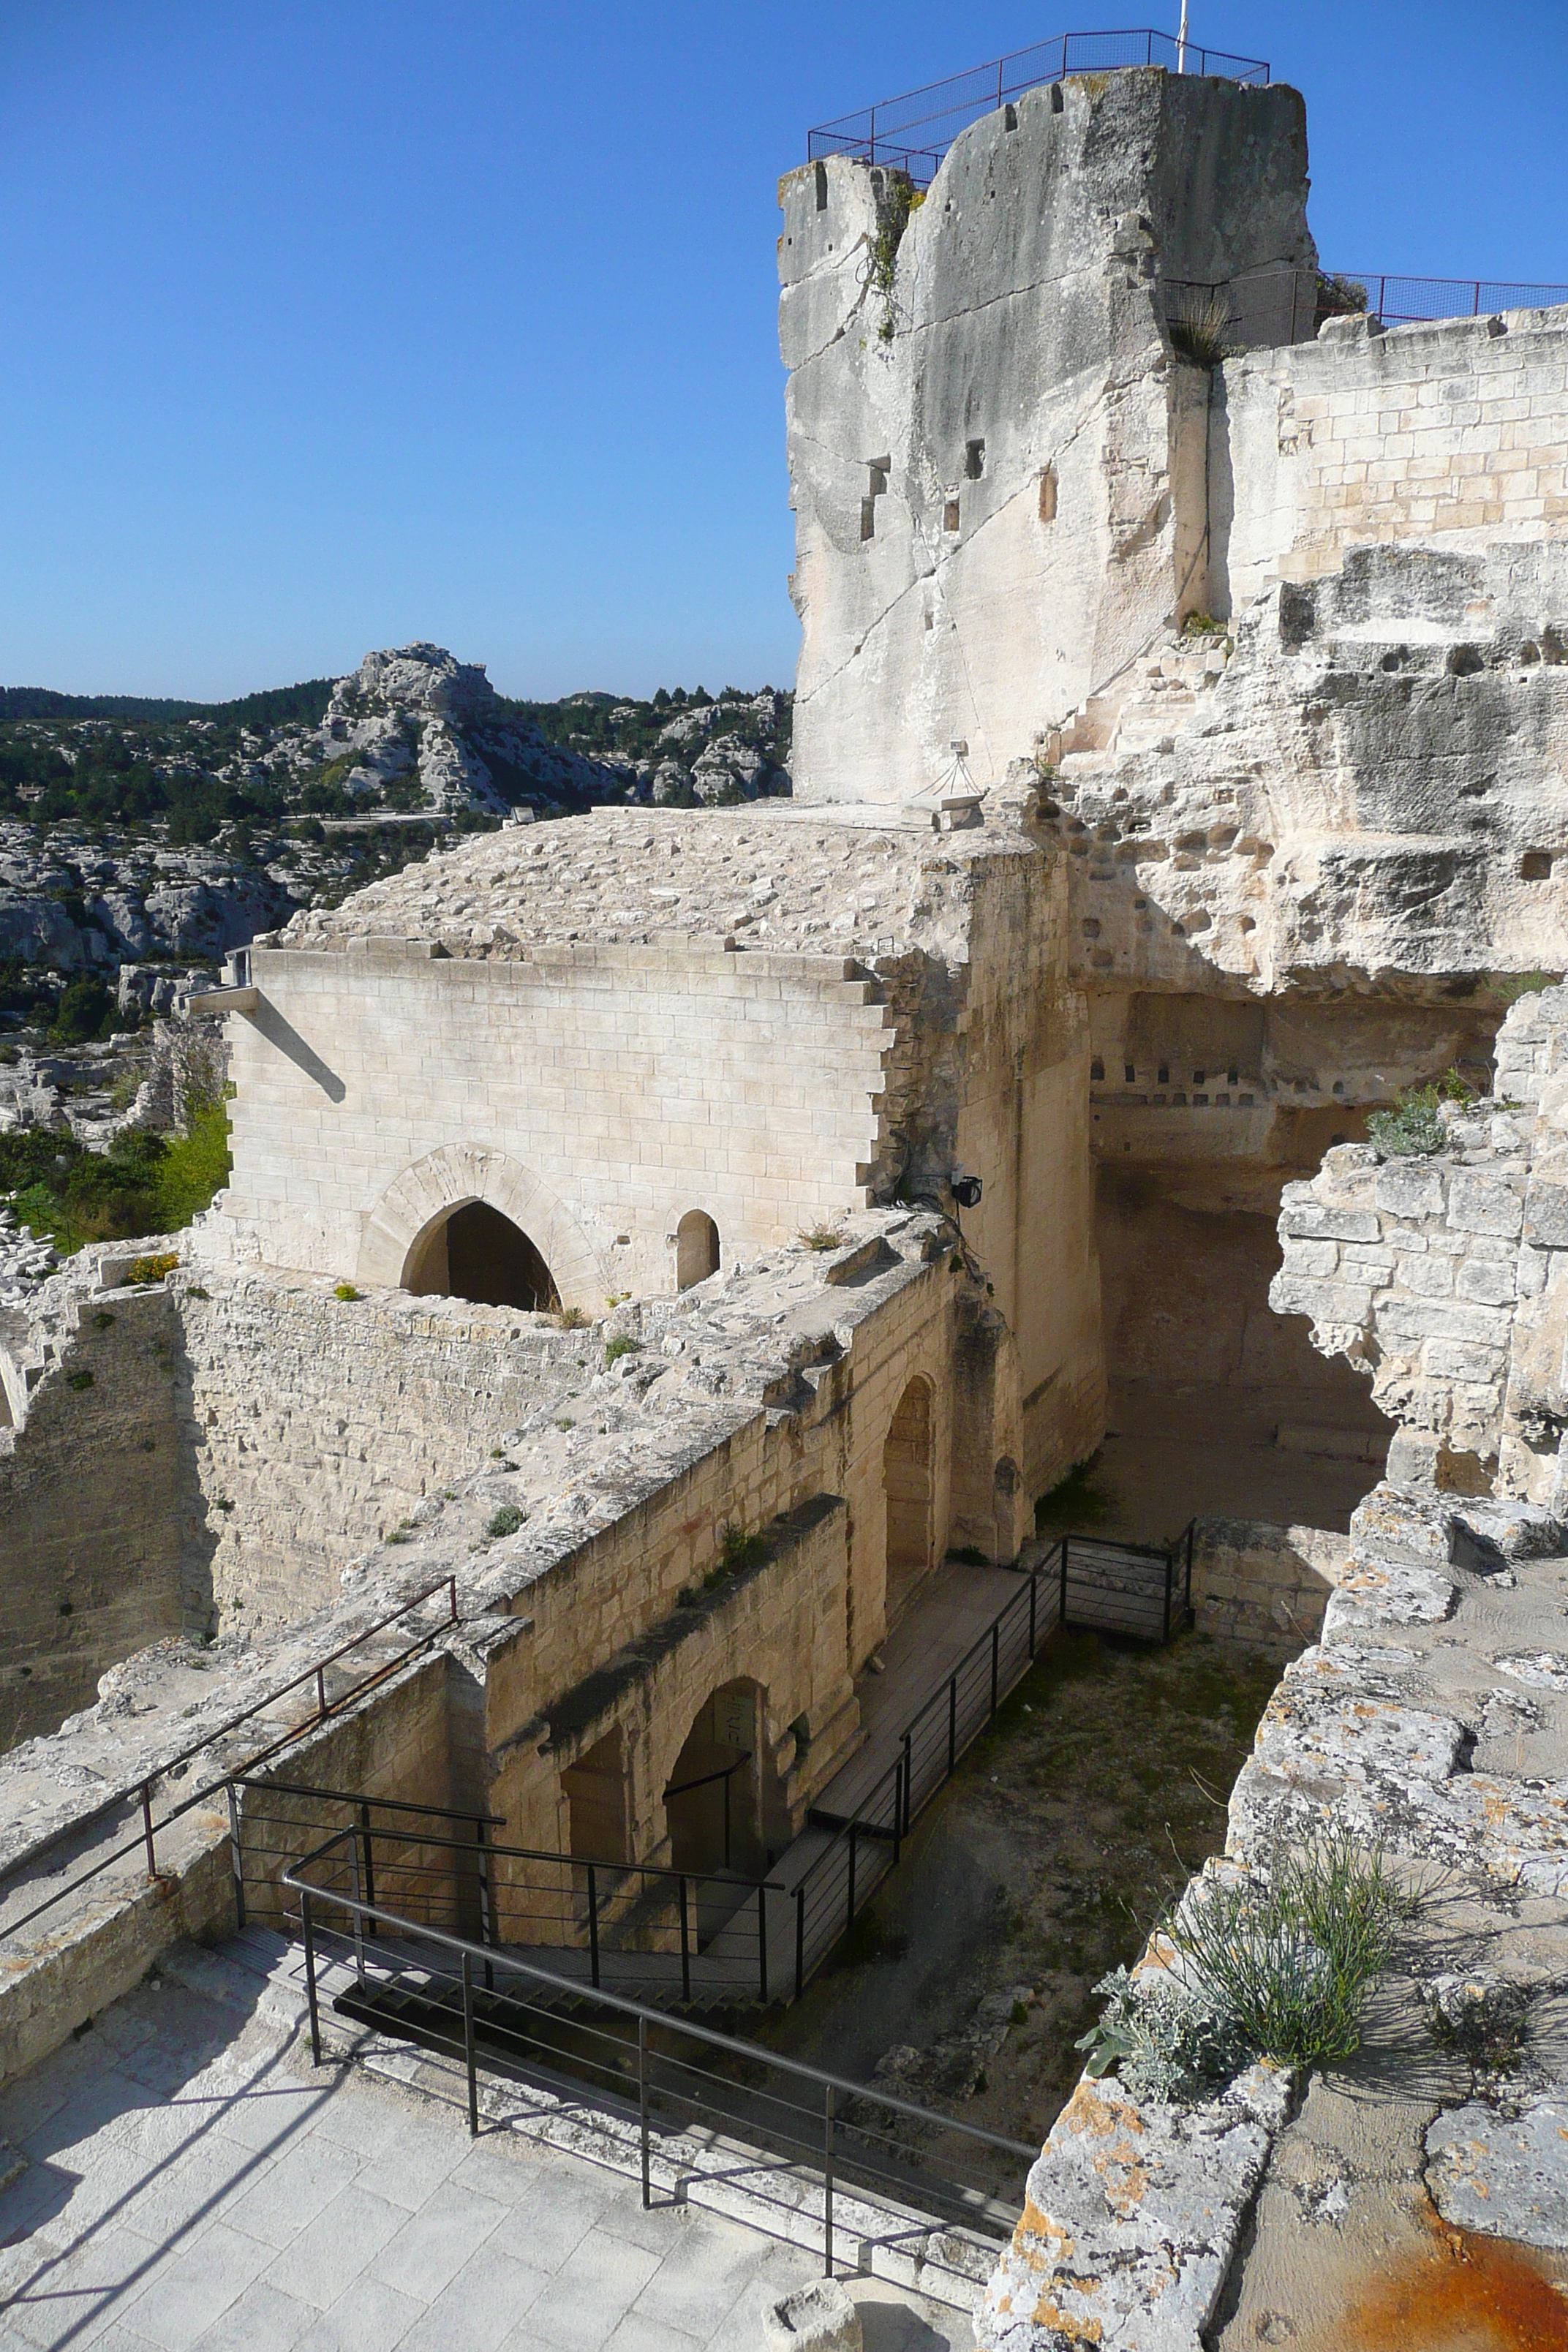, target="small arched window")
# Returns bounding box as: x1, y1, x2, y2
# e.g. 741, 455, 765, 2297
676, 1210, 720, 1291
